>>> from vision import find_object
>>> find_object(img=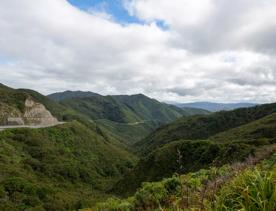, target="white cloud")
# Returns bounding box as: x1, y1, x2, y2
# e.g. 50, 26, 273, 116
0, 0, 276, 103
